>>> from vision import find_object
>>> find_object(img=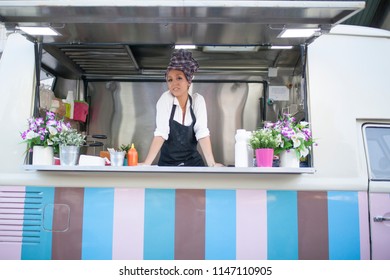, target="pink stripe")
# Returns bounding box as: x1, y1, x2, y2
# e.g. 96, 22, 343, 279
0, 186, 25, 260
236, 189, 267, 259
112, 188, 145, 260
369, 193, 390, 259
358, 192, 370, 260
